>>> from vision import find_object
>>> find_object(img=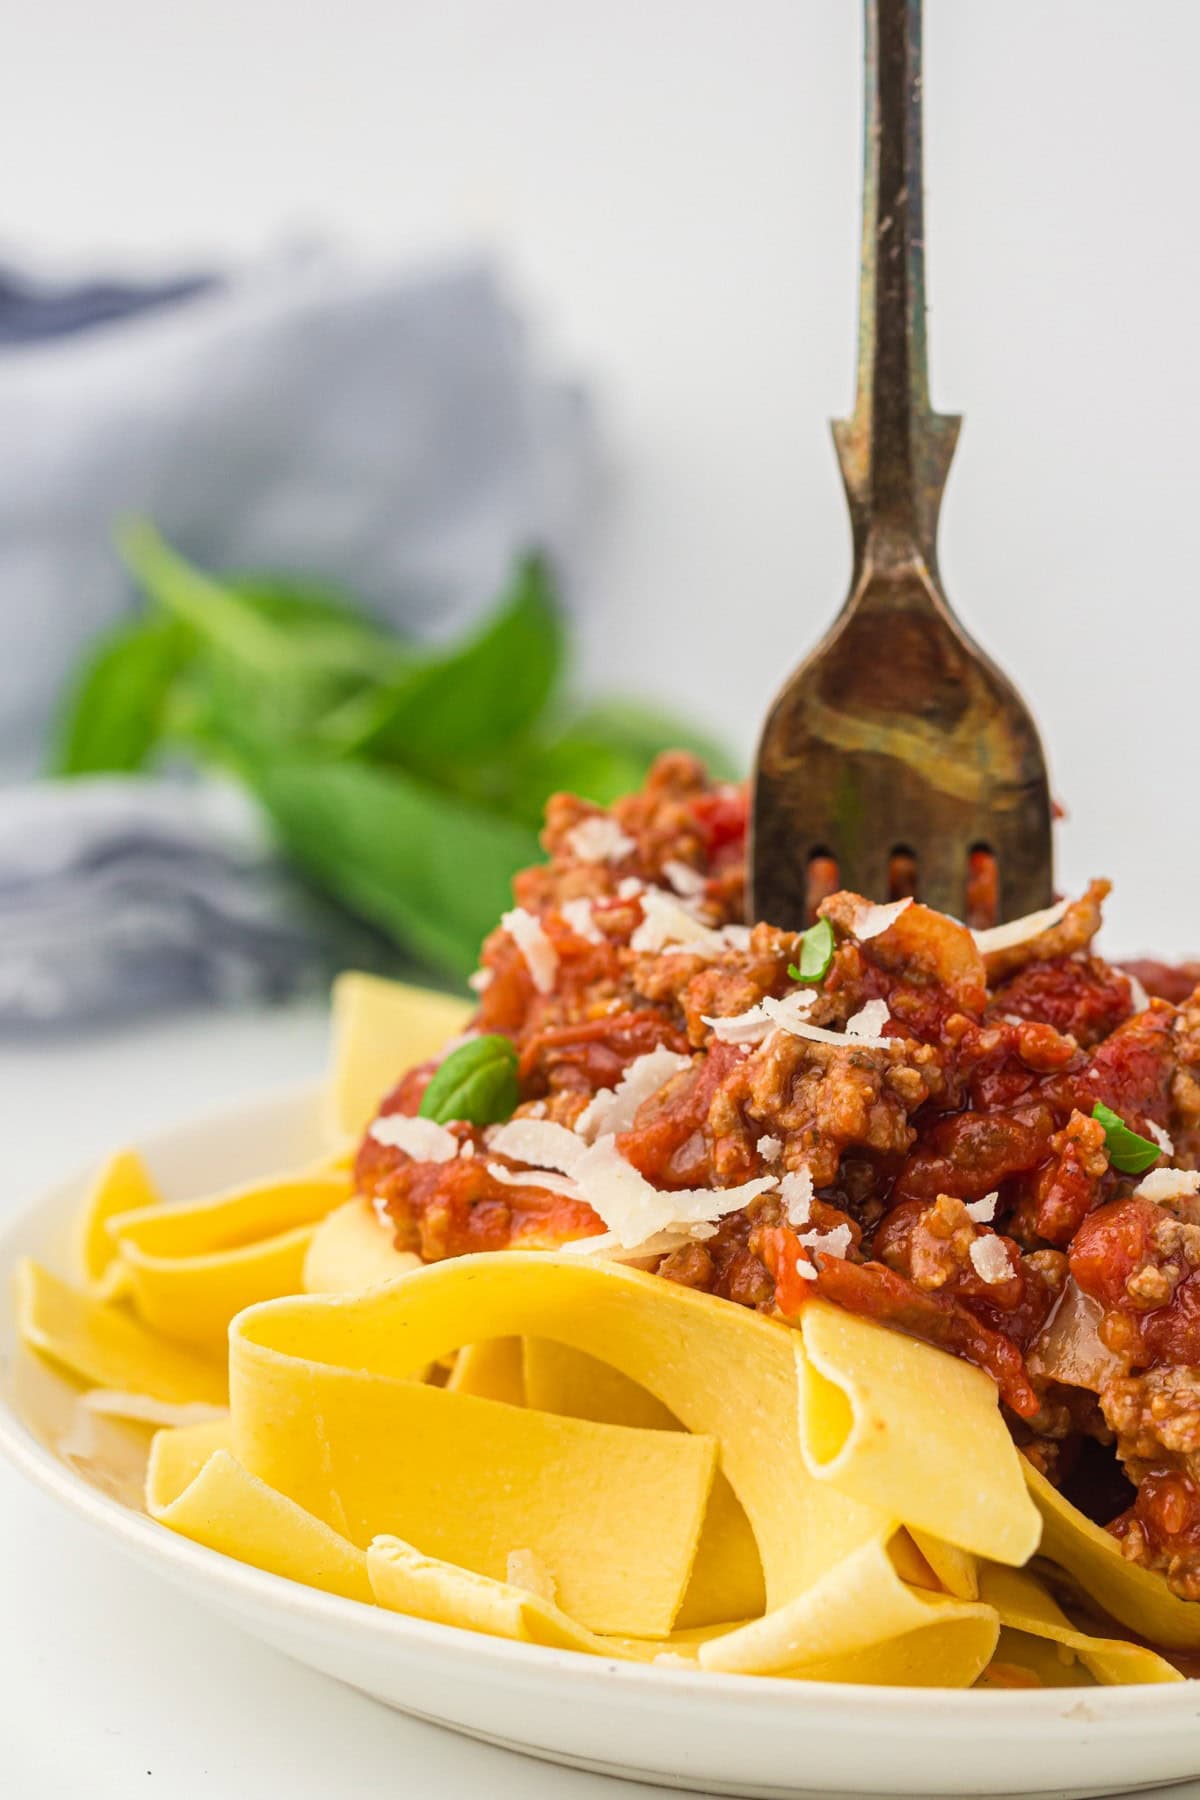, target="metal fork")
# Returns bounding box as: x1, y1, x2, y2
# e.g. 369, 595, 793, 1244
750, 0, 1053, 929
